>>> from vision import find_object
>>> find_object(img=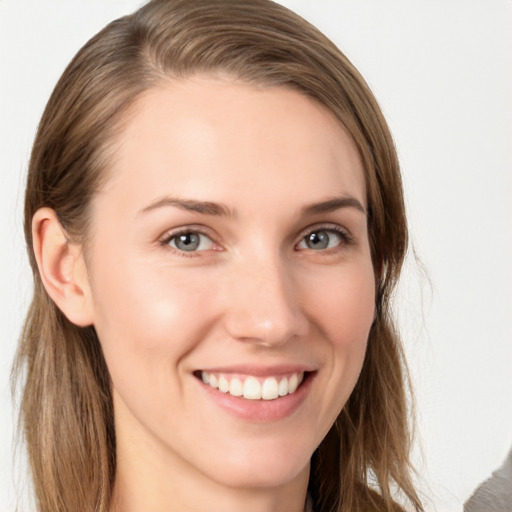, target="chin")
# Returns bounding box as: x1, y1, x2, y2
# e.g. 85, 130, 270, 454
214, 464, 308, 490
201, 439, 311, 490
